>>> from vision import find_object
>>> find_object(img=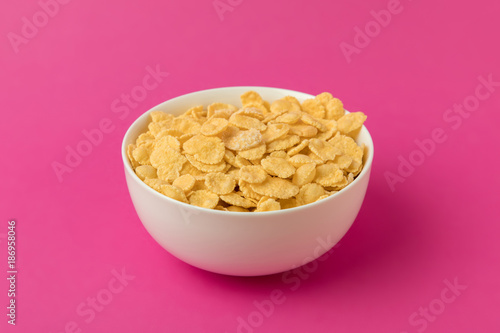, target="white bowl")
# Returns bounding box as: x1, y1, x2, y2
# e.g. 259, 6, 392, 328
122, 87, 374, 276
